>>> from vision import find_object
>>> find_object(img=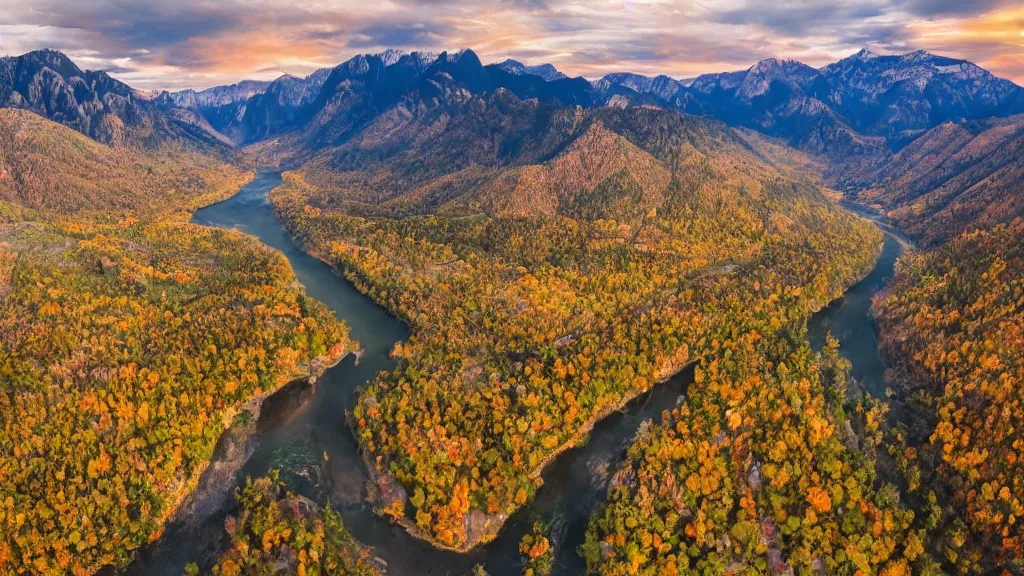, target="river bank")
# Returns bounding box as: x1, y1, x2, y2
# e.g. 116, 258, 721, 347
128, 172, 907, 576
125, 172, 700, 576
